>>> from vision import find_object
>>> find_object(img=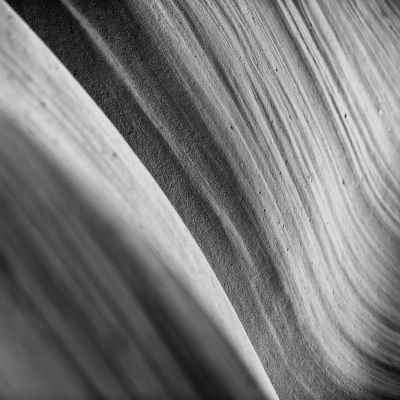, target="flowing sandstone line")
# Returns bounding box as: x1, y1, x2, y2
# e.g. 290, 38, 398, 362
0, 114, 269, 399
0, 2, 278, 399
4, 0, 400, 399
